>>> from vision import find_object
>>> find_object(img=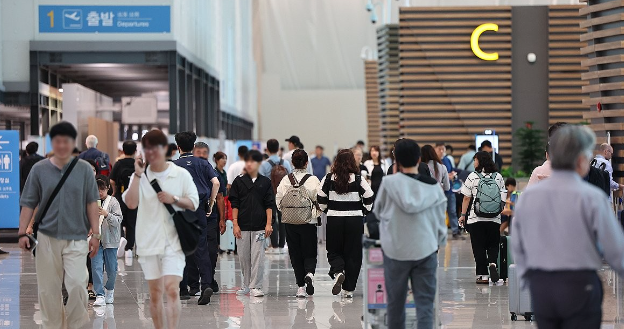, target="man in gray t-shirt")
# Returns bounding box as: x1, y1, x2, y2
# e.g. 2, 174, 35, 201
18, 122, 100, 329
